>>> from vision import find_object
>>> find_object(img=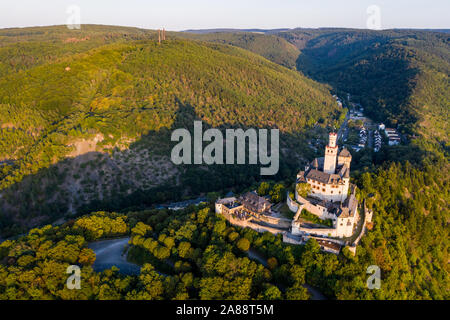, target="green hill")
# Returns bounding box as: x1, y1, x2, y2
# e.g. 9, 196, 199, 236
0, 25, 158, 77
277, 29, 449, 145
179, 32, 300, 69
0, 25, 343, 234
